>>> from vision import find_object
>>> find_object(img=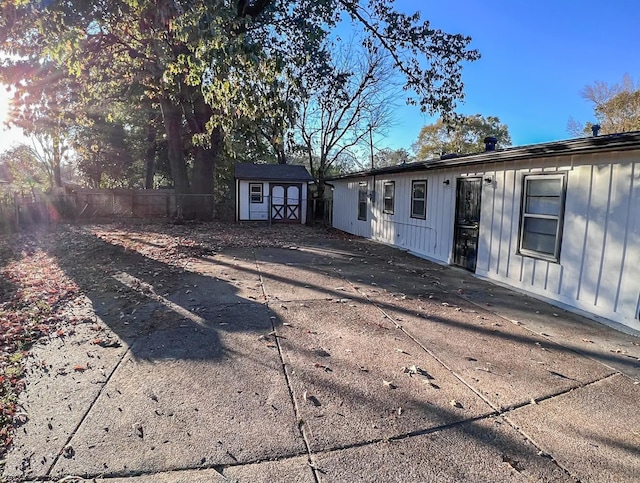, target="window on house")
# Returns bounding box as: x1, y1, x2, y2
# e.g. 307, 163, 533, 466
250, 183, 263, 203
358, 183, 367, 221
383, 181, 395, 214
410, 180, 427, 219
519, 174, 566, 262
